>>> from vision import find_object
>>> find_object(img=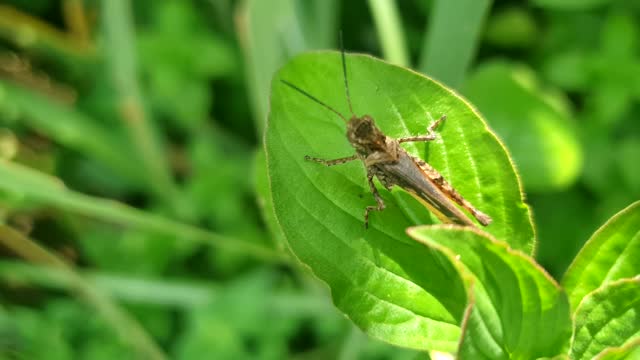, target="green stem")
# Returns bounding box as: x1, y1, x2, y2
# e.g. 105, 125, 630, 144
419, 0, 493, 88
0, 260, 335, 313
366, 0, 409, 67
0, 226, 167, 360
62, 0, 91, 45
0, 260, 213, 308
0, 160, 290, 264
